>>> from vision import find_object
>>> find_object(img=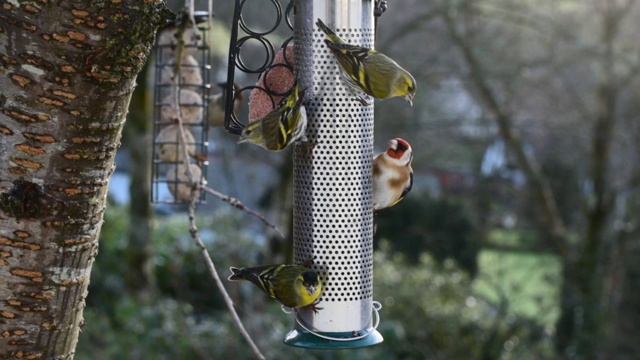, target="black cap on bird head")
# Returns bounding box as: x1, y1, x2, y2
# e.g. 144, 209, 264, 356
301, 270, 319, 287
